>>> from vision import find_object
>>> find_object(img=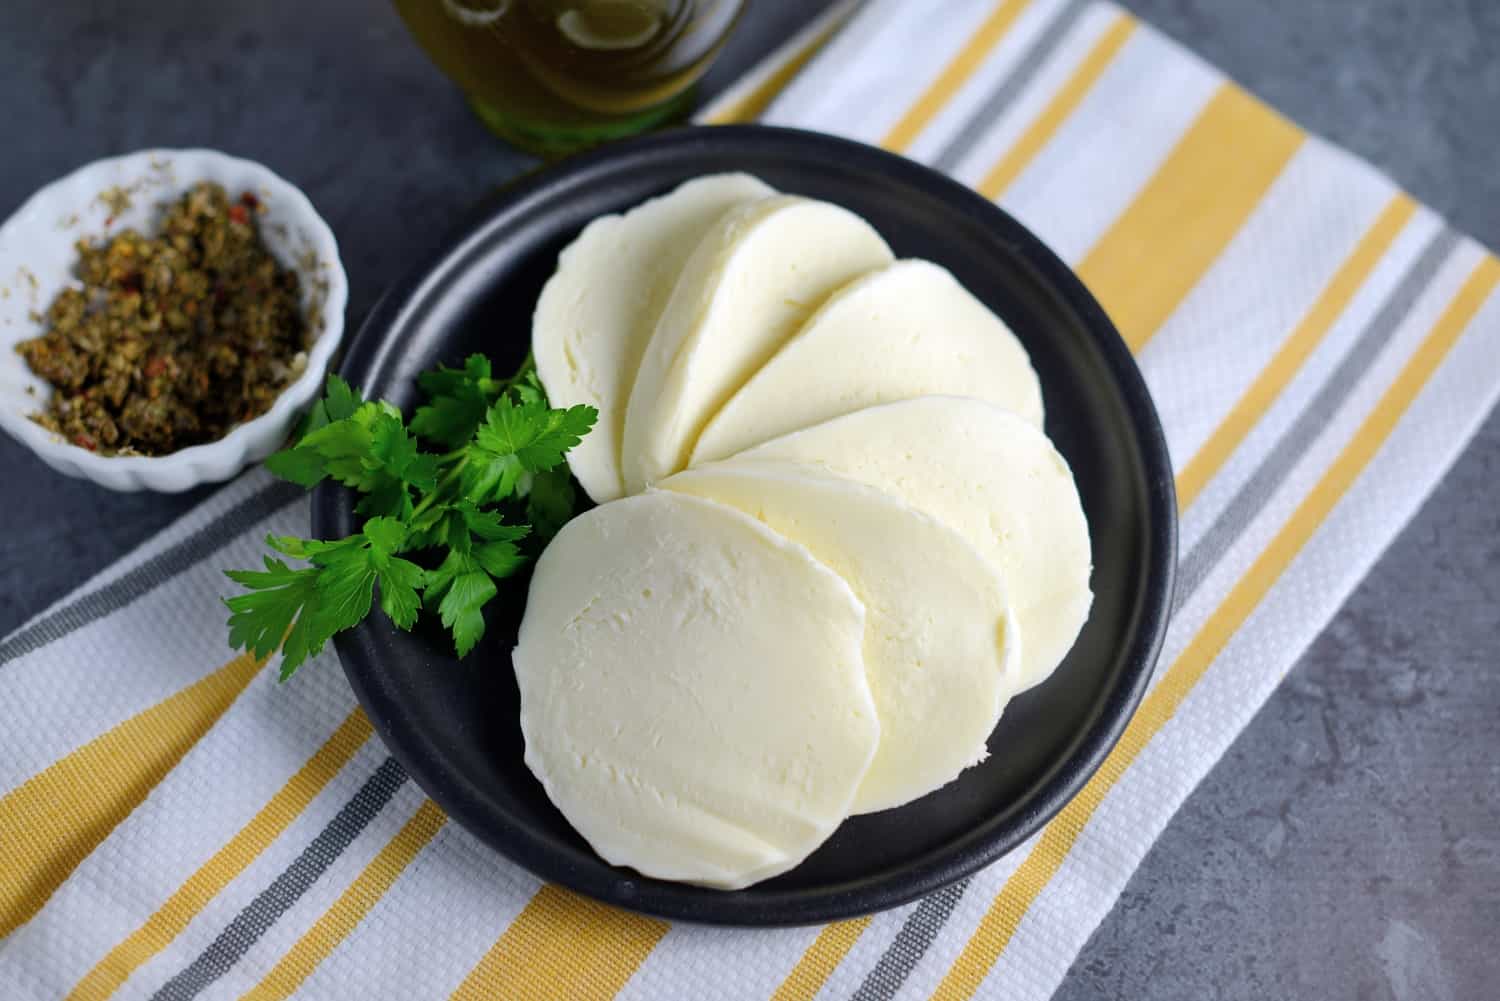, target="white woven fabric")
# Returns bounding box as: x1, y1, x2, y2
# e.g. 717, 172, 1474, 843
2, 2, 1497, 999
